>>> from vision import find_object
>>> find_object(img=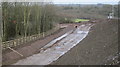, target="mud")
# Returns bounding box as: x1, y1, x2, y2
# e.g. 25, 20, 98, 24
51, 19, 118, 65
2, 23, 79, 65
13, 24, 93, 65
